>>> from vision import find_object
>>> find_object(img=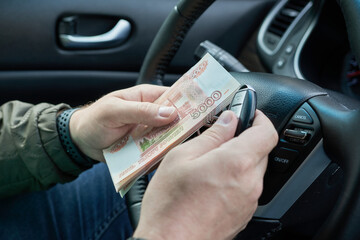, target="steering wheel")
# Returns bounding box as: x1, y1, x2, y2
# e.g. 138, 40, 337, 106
126, 0, 360, 239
